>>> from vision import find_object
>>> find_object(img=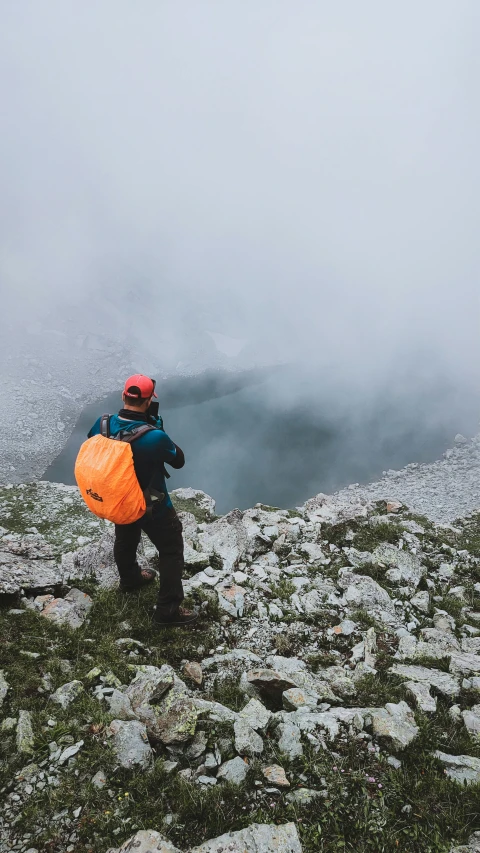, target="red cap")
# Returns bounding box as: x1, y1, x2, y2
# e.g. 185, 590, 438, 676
123, 374, 158, 399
